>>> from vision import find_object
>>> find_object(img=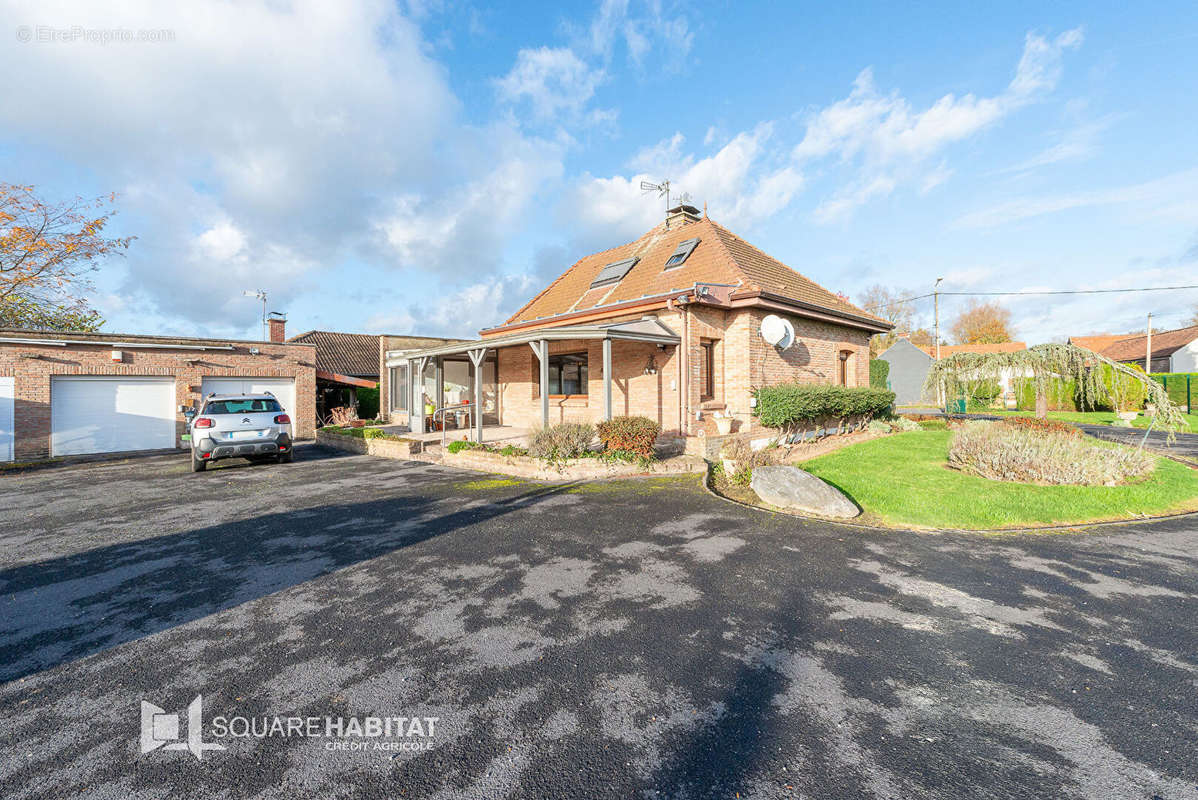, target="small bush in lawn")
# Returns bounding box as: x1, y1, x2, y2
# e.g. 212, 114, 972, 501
999, 415, 1080, 438
867, 419, 891, 434
889, 416, 920, 432
528, 422, 595, 462
948, 421, 1154, 486
596, 416, 661, 459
